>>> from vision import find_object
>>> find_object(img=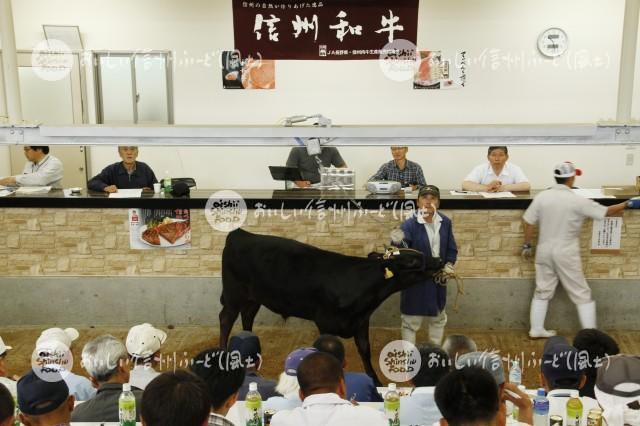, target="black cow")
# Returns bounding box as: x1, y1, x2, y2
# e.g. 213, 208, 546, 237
219, 228, 441, 384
